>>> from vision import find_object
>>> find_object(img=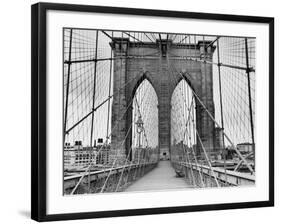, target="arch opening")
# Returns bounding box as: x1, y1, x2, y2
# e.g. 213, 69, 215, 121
170, 79, 197, 164
131, 78, 159, 163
